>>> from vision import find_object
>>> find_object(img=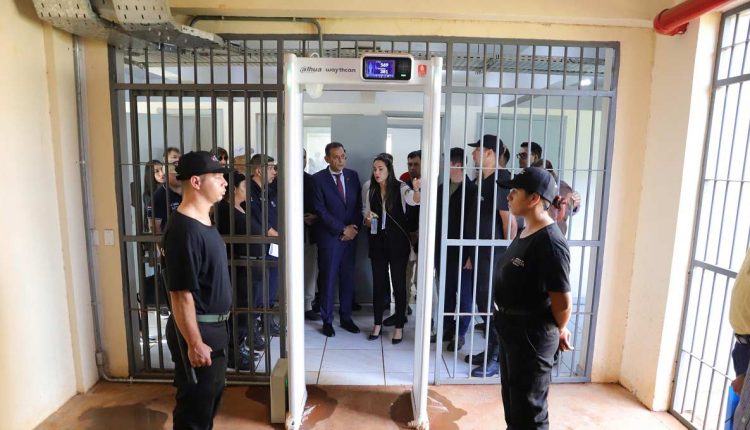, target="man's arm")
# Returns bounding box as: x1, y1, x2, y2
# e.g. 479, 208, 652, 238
549, 291, 573, 351
170, 290, 212, 367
